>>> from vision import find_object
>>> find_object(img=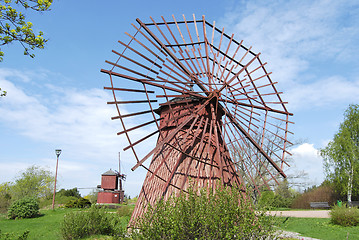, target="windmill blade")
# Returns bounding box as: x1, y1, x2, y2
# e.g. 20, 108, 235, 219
102, 15, 293, 226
